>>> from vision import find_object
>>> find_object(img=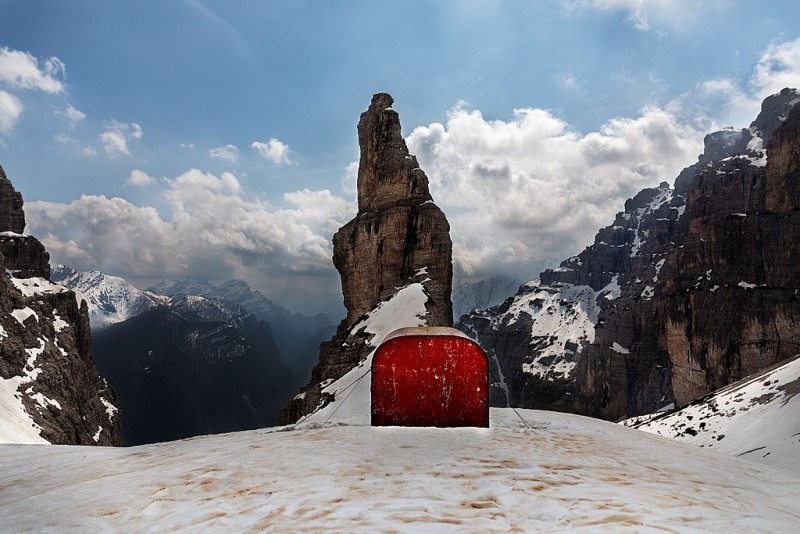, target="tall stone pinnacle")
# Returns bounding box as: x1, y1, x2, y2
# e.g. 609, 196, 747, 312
356, 93, 432, 211
277, 93, 454, 424
335, 92, 453, 329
